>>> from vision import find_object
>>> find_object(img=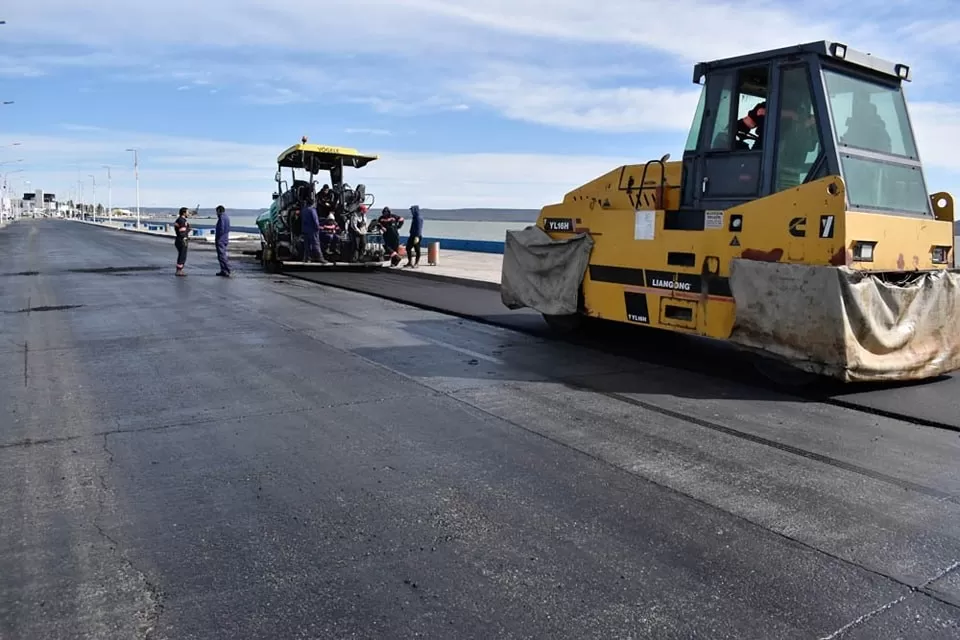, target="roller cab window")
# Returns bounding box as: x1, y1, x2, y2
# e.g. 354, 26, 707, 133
823, 69, 931, 216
